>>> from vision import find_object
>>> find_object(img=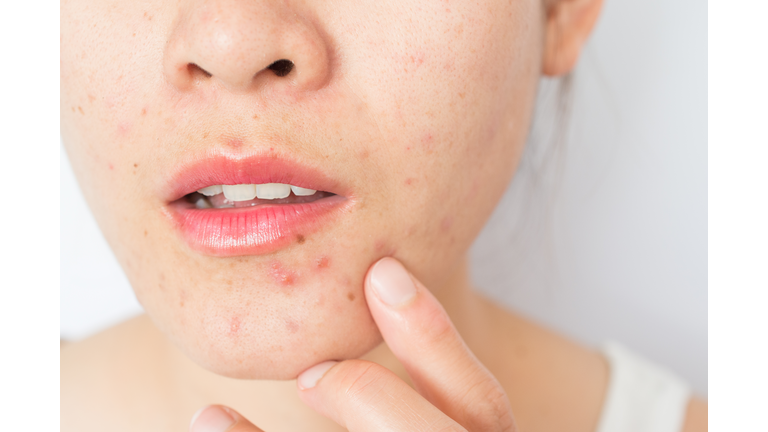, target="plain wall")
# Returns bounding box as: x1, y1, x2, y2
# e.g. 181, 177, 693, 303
60, 0, 707, 395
